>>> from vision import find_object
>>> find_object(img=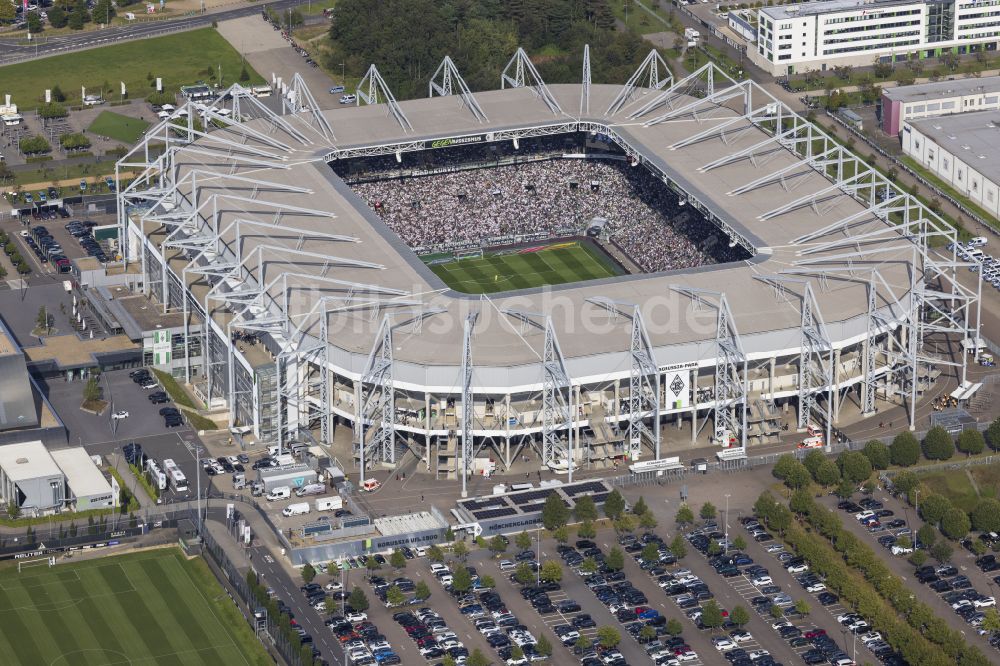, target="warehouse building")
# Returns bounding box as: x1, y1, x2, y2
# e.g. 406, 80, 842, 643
0, 441, 65, 515
50, 447, 115, 511
752, 0, 1000, 75
882, 77, 1000, 136
901, 109, 1000, 220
